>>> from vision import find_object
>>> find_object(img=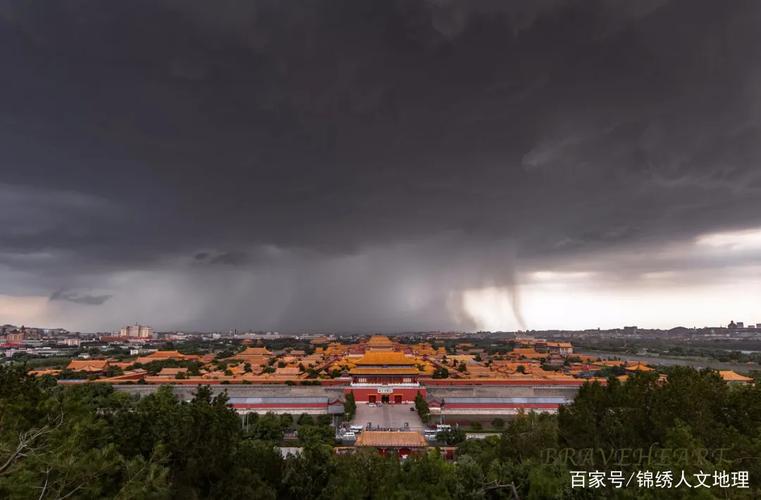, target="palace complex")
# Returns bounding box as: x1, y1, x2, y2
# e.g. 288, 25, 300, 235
26, 333, 755, 457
